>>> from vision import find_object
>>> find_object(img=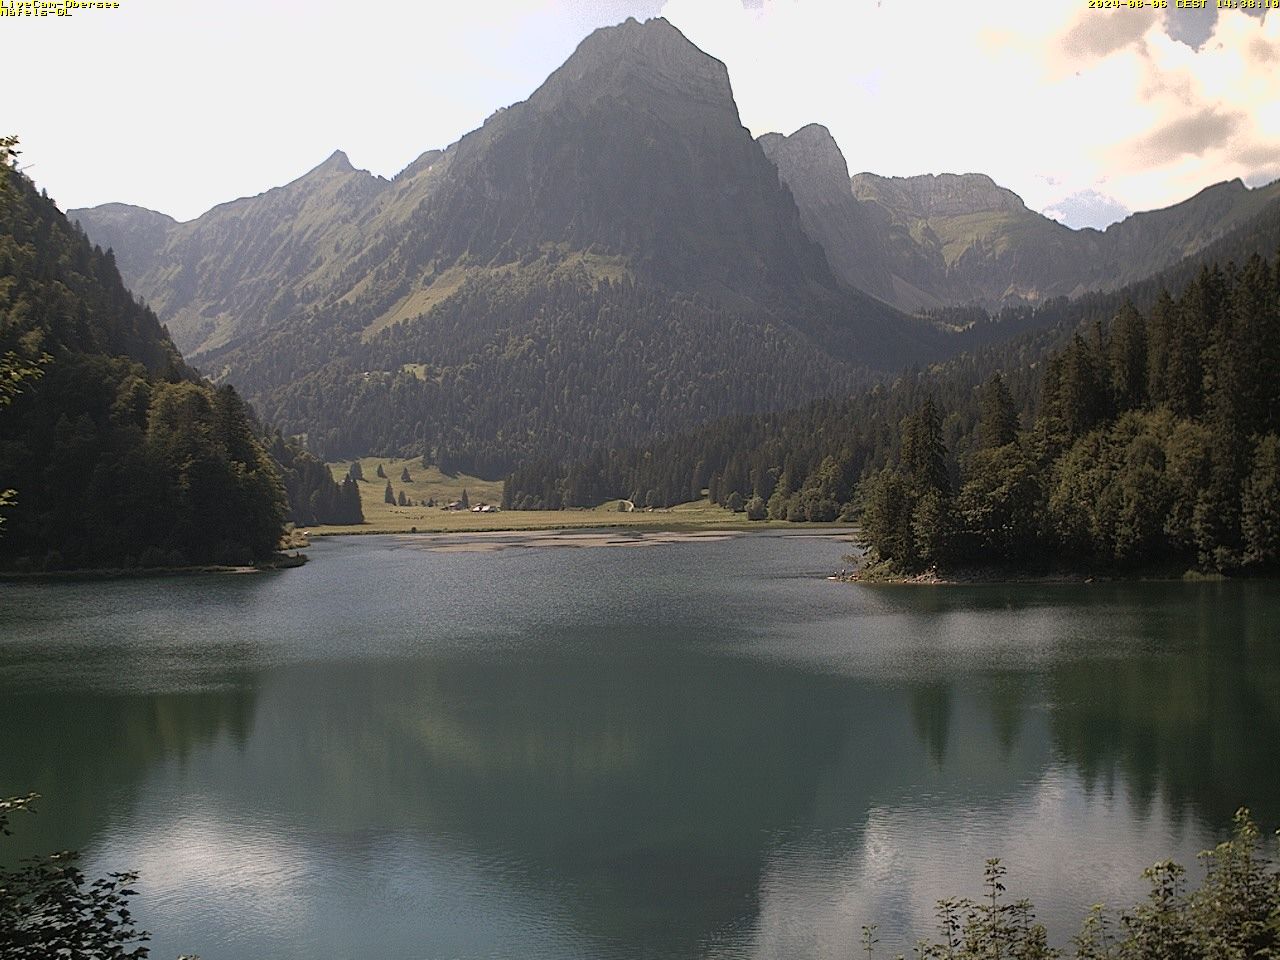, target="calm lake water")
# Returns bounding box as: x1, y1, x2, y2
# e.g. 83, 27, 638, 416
1, 531, 1278, 960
